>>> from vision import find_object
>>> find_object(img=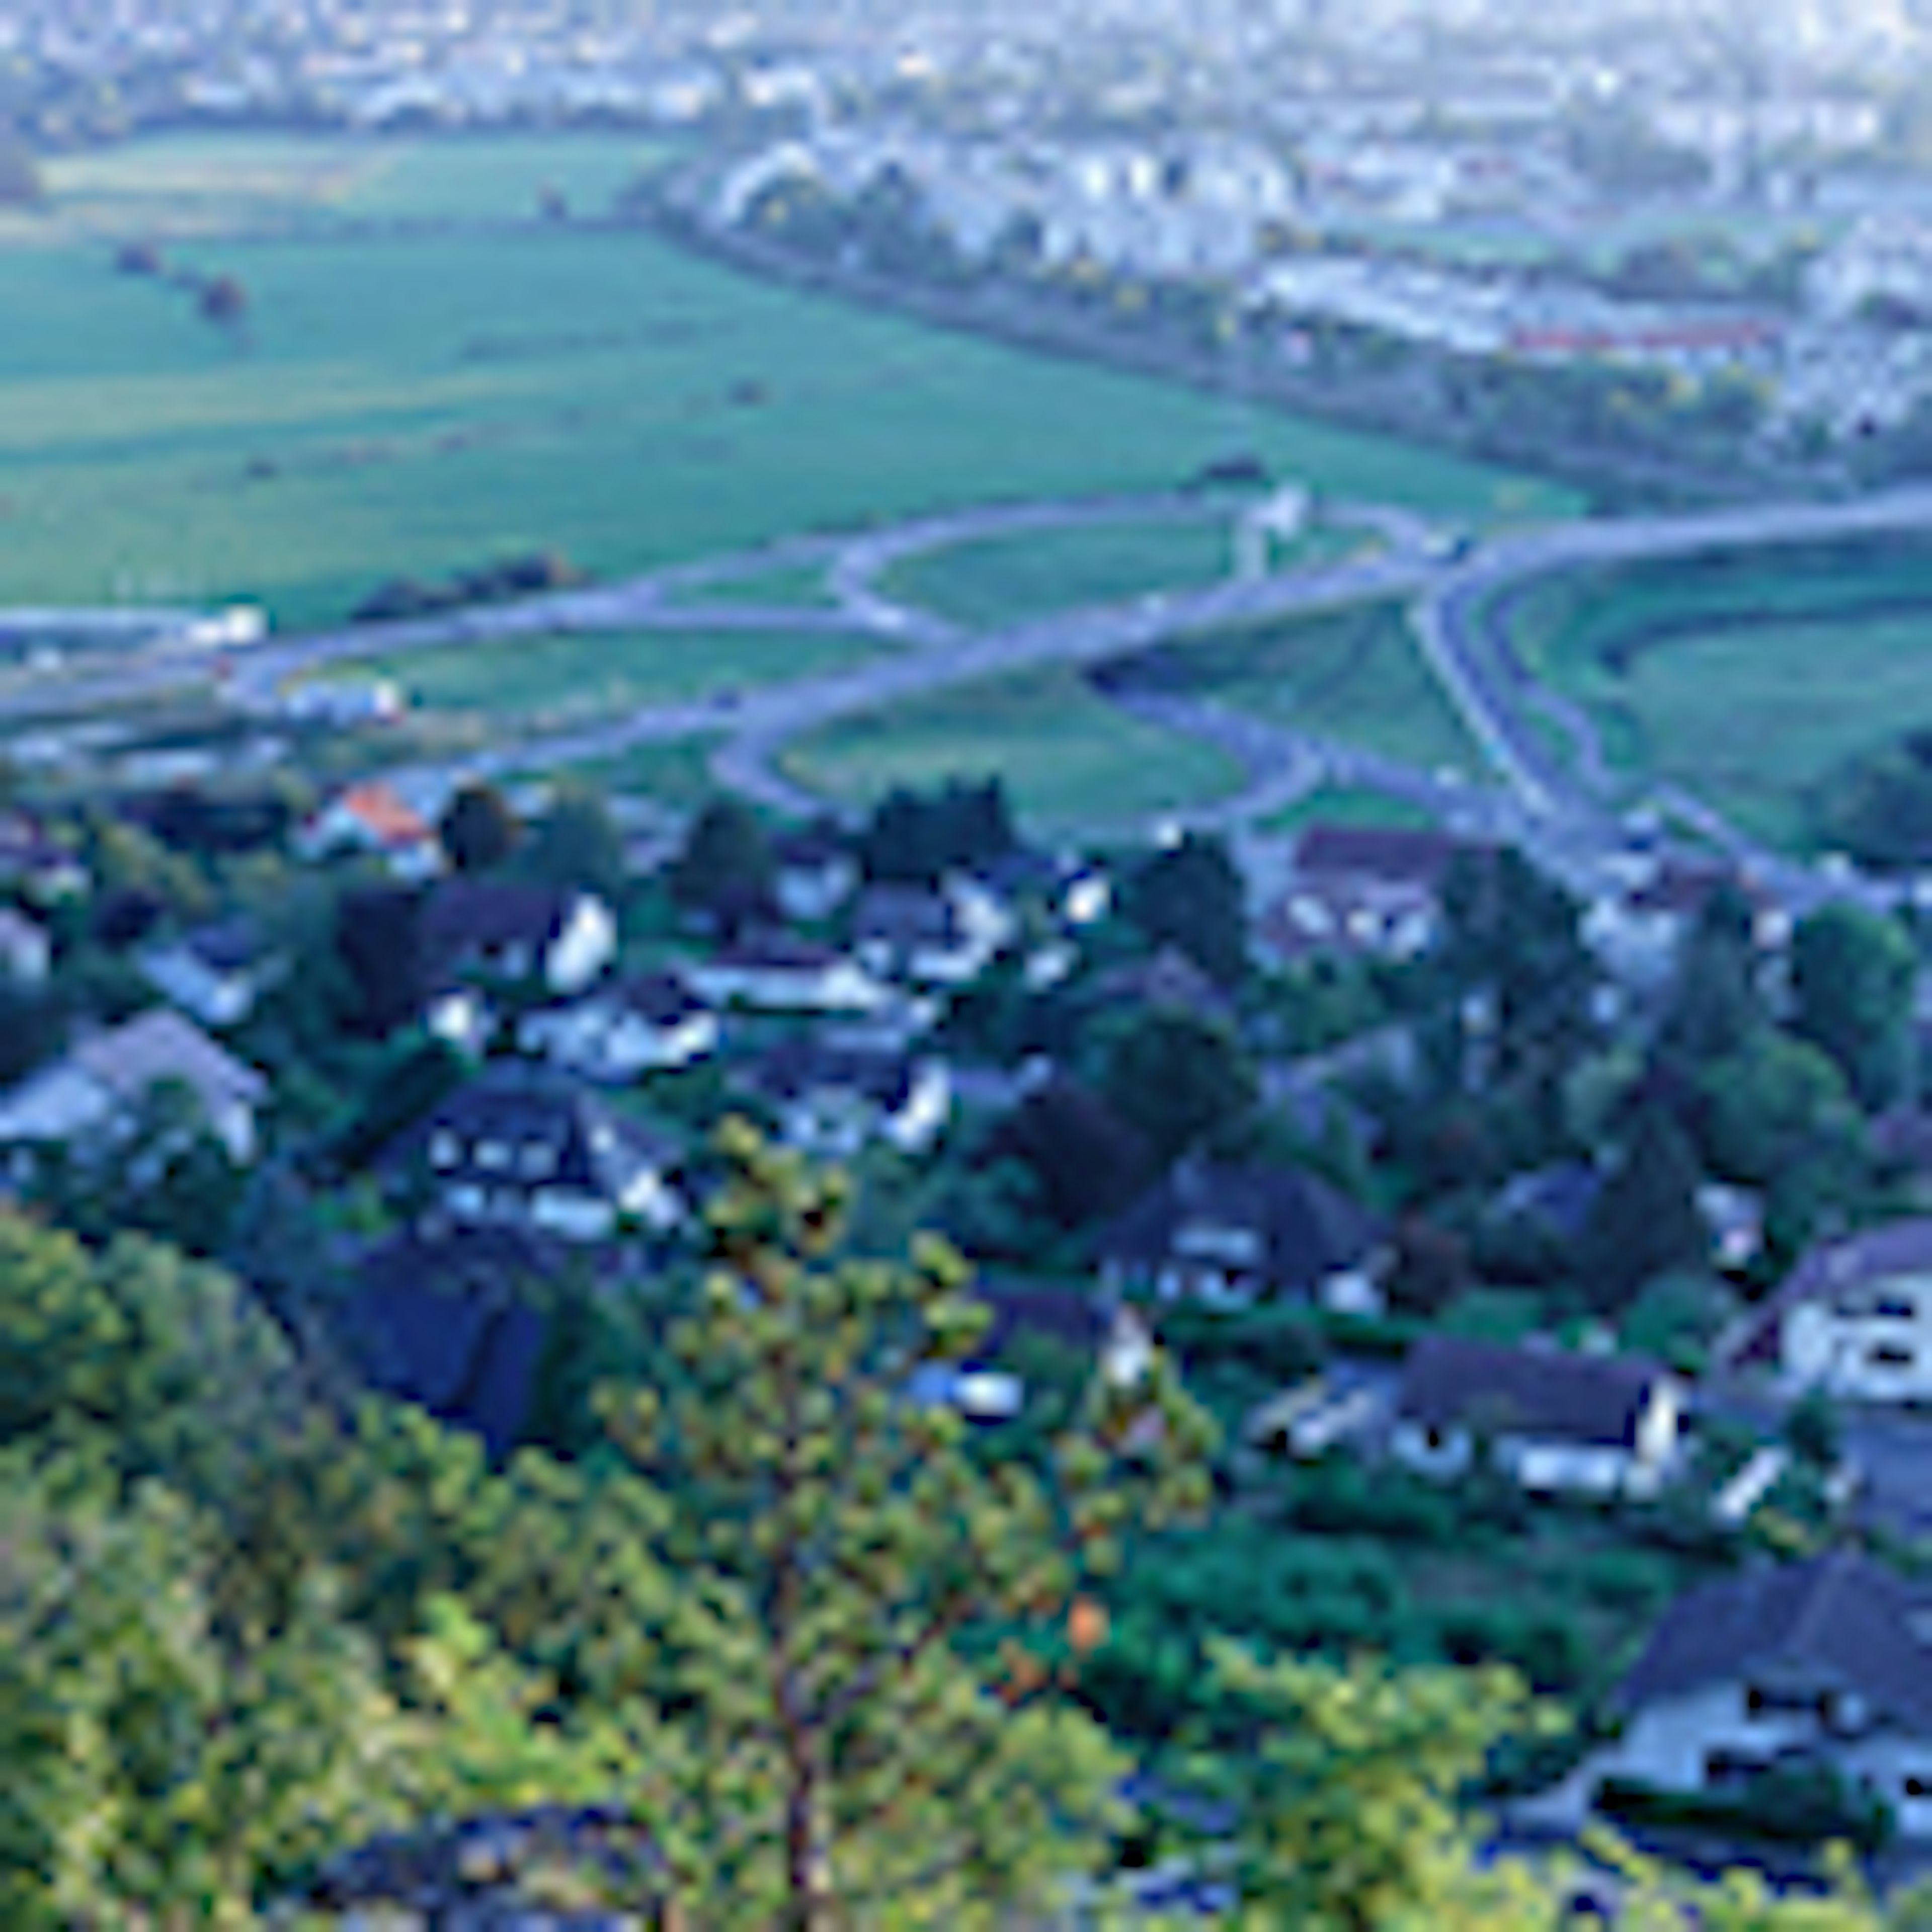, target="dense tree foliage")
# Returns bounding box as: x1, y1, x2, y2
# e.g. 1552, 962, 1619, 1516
437, 782, 521, 875
1121, 830, 1248, 986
